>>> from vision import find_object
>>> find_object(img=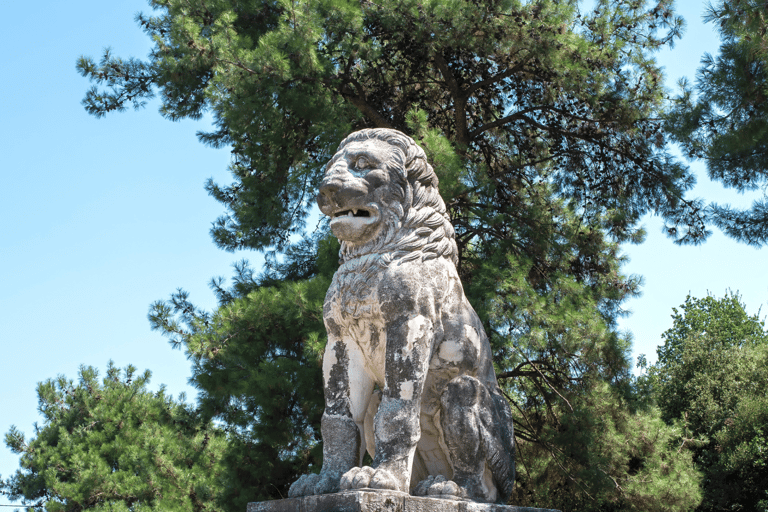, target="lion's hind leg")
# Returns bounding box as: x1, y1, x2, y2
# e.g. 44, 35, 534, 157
416, 375, 514, 503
